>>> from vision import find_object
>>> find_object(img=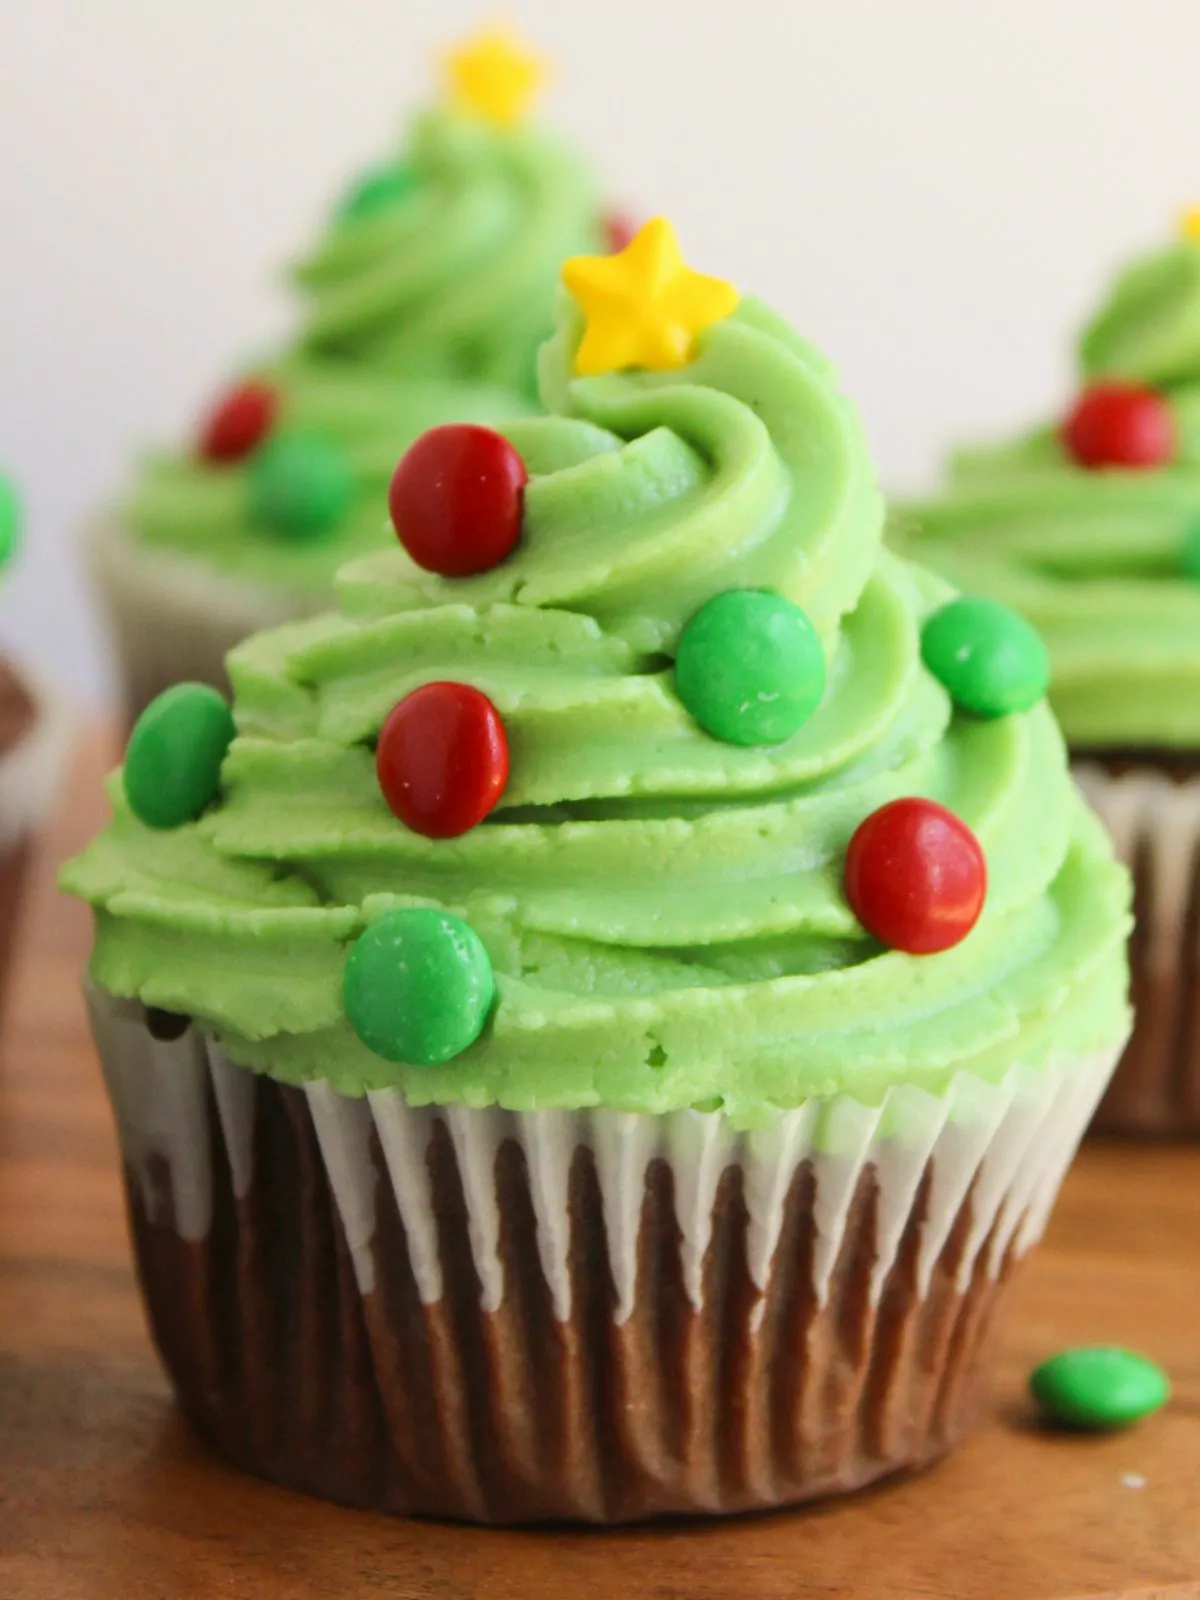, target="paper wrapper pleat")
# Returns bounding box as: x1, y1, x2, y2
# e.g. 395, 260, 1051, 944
0, 675, 70, 1010
1076, 759, 1200, 1134
85, 988, 1120, 1524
